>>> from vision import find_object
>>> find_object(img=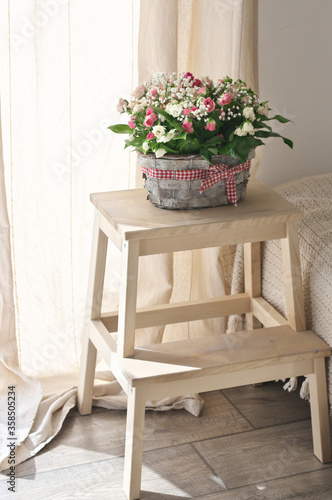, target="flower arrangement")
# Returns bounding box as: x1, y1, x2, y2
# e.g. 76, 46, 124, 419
109, 72, 293, 164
